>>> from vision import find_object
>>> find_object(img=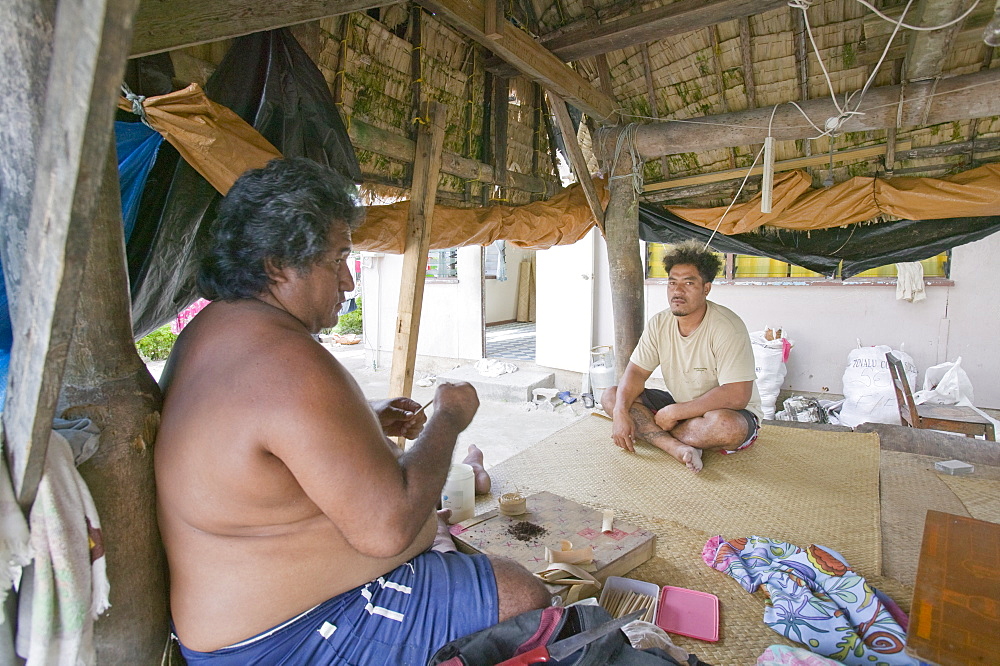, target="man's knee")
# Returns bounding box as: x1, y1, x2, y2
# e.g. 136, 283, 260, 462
600, 386, 618, 412
702, 409, 750, 443
489, 556, 551, 622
